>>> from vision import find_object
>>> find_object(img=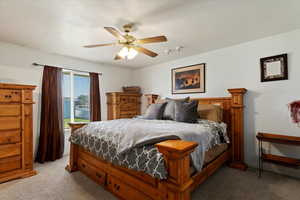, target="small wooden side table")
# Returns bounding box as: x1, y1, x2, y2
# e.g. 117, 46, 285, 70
144, 94, 159, 107
256, 132, 300, 177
